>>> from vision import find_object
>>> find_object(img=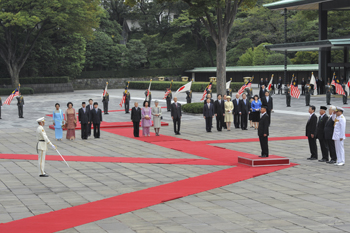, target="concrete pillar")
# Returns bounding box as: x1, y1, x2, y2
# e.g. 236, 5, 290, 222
318, 3, 331, 83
